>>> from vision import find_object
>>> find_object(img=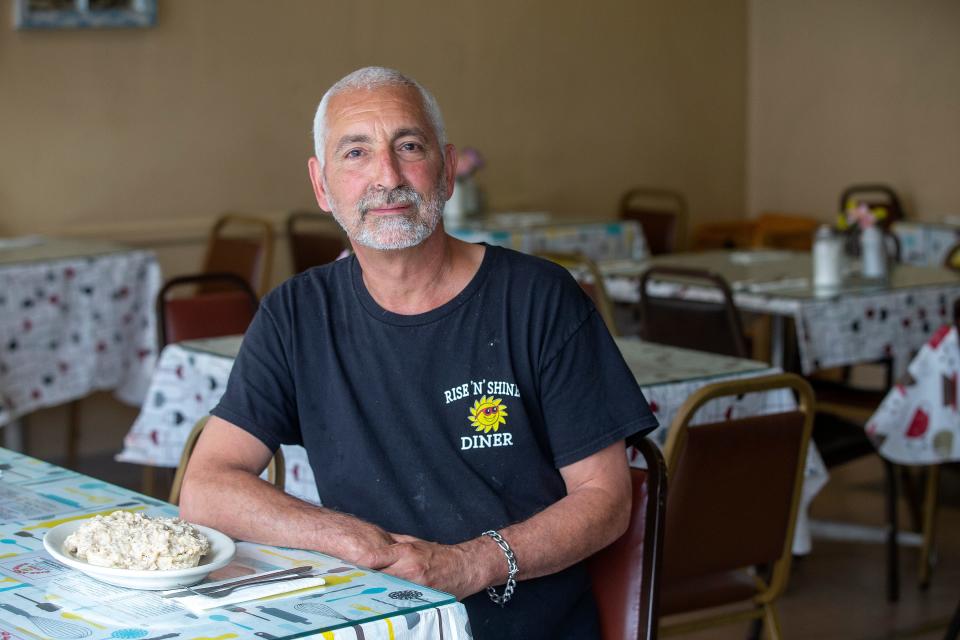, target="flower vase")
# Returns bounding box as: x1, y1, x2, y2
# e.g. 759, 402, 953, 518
444, 177, 481, 228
